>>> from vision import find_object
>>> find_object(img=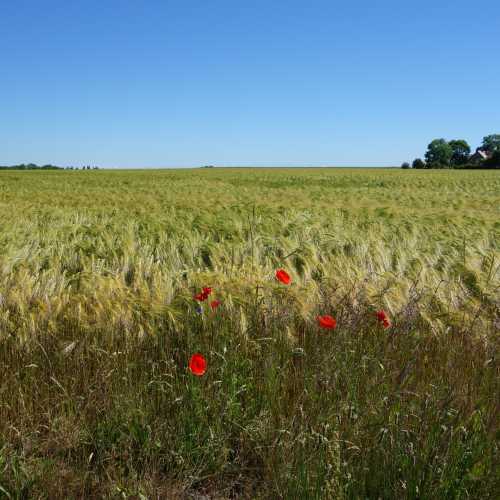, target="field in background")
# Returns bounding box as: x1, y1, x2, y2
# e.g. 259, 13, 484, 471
0, 168, 498, 498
